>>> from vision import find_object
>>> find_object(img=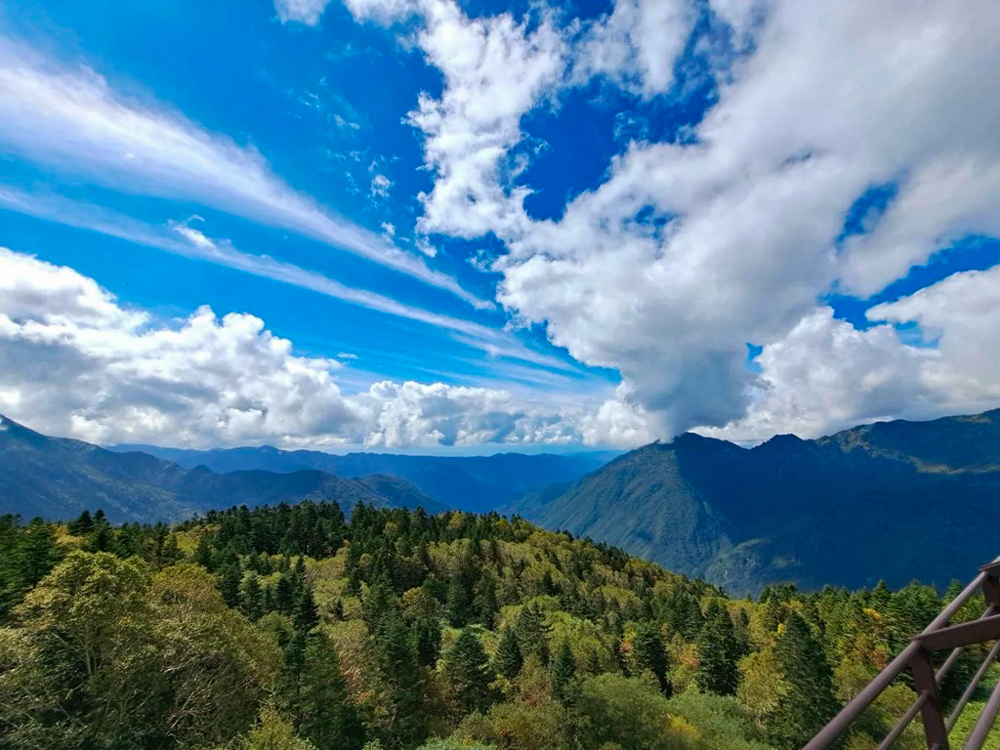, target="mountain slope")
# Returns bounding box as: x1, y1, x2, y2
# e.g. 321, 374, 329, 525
0, 415, 444, 522
508, 409, 1000, 595
110, 443, 616, 512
